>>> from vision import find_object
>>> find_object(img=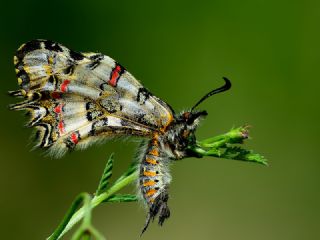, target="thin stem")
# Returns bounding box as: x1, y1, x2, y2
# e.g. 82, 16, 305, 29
49, 170, 138, 240
47, 125, 266, 240
47, 193, 90, 240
